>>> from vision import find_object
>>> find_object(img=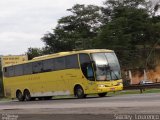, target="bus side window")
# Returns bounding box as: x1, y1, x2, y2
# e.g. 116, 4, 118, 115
79, 54, 94, 81
33, 61, 43, 74
66, 55, 79, 69
43, 59, 54, 72
23, 63, 33, 75
55, 57, 65, 70
8, 66, 15, 77
14, 65, 23, 76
